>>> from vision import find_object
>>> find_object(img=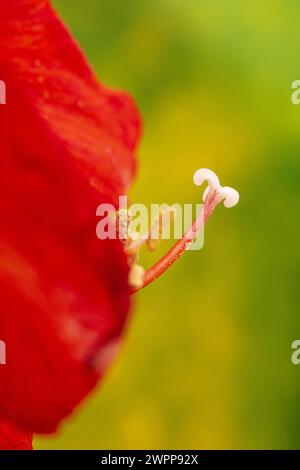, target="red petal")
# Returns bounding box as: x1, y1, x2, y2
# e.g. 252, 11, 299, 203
0, 419, 32, 450
0, 0, 142, 200
0, 0, 141, 432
